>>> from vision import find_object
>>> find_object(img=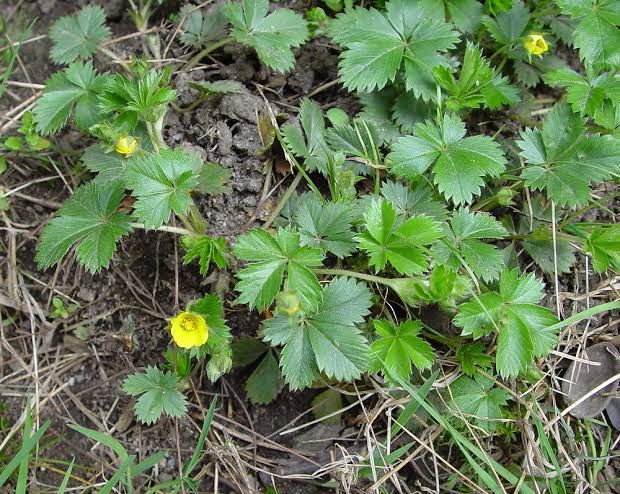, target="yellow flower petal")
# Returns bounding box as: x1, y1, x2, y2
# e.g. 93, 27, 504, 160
524, 33, 548, 56
116, 135, 138, 155
170, 311, 209, 349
